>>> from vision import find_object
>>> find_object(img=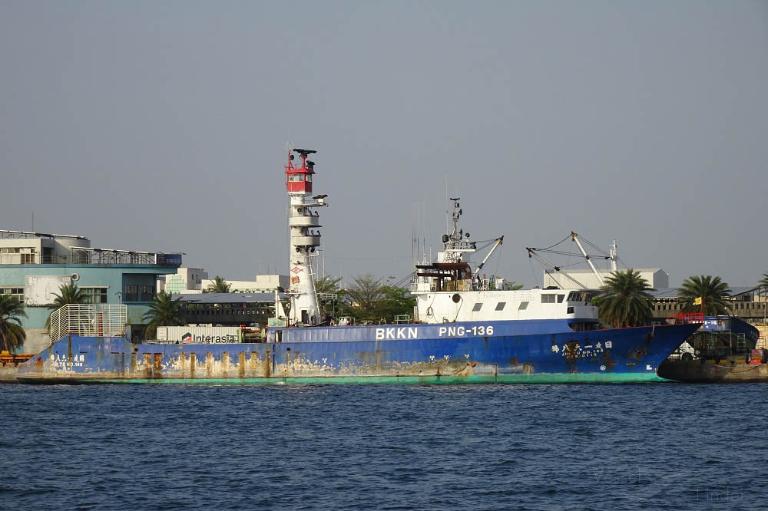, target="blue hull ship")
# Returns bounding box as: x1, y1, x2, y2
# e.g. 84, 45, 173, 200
17, 321, 699, 384
17, 149, 698, 384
